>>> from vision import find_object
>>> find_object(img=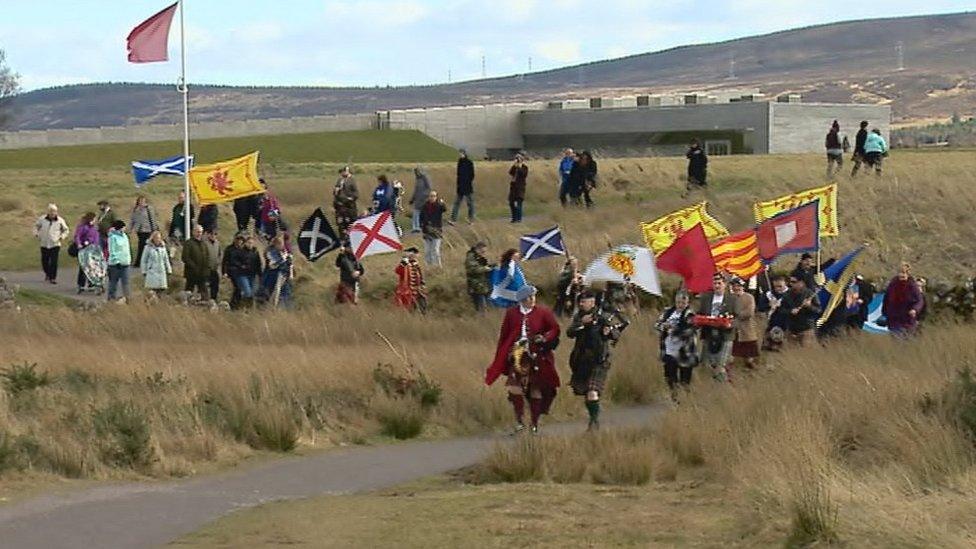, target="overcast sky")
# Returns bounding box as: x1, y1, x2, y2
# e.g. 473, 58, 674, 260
1, 1, 972, 91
